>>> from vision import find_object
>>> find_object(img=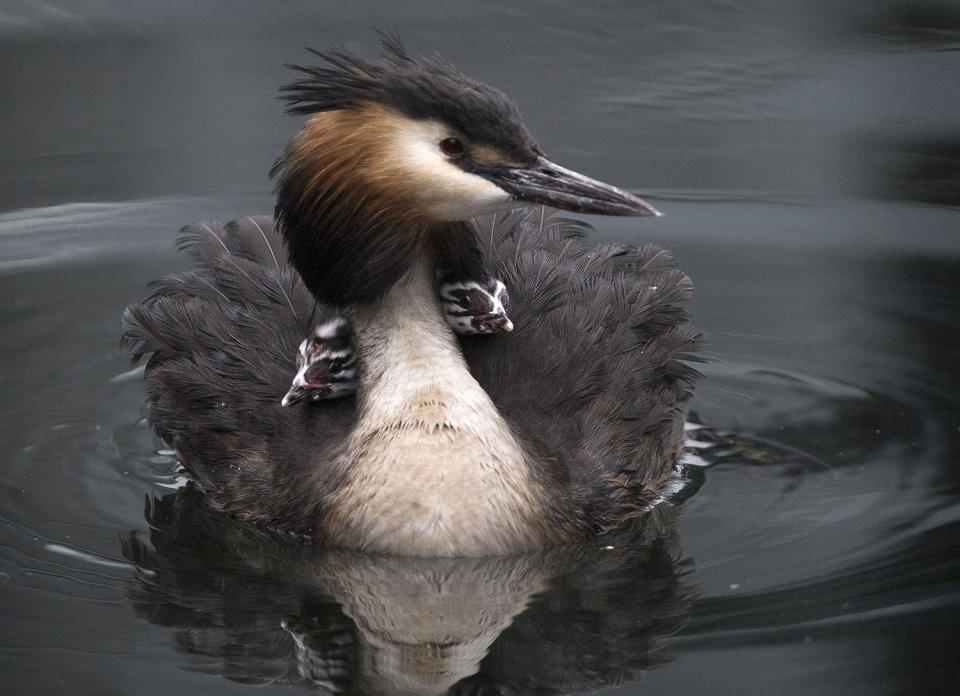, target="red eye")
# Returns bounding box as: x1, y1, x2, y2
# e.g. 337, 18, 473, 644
439, 137, 464, 157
